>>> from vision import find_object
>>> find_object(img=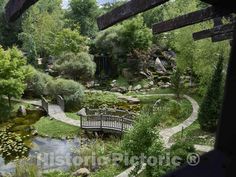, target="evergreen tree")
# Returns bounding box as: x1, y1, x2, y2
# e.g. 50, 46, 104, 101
198, 55, 224, 132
